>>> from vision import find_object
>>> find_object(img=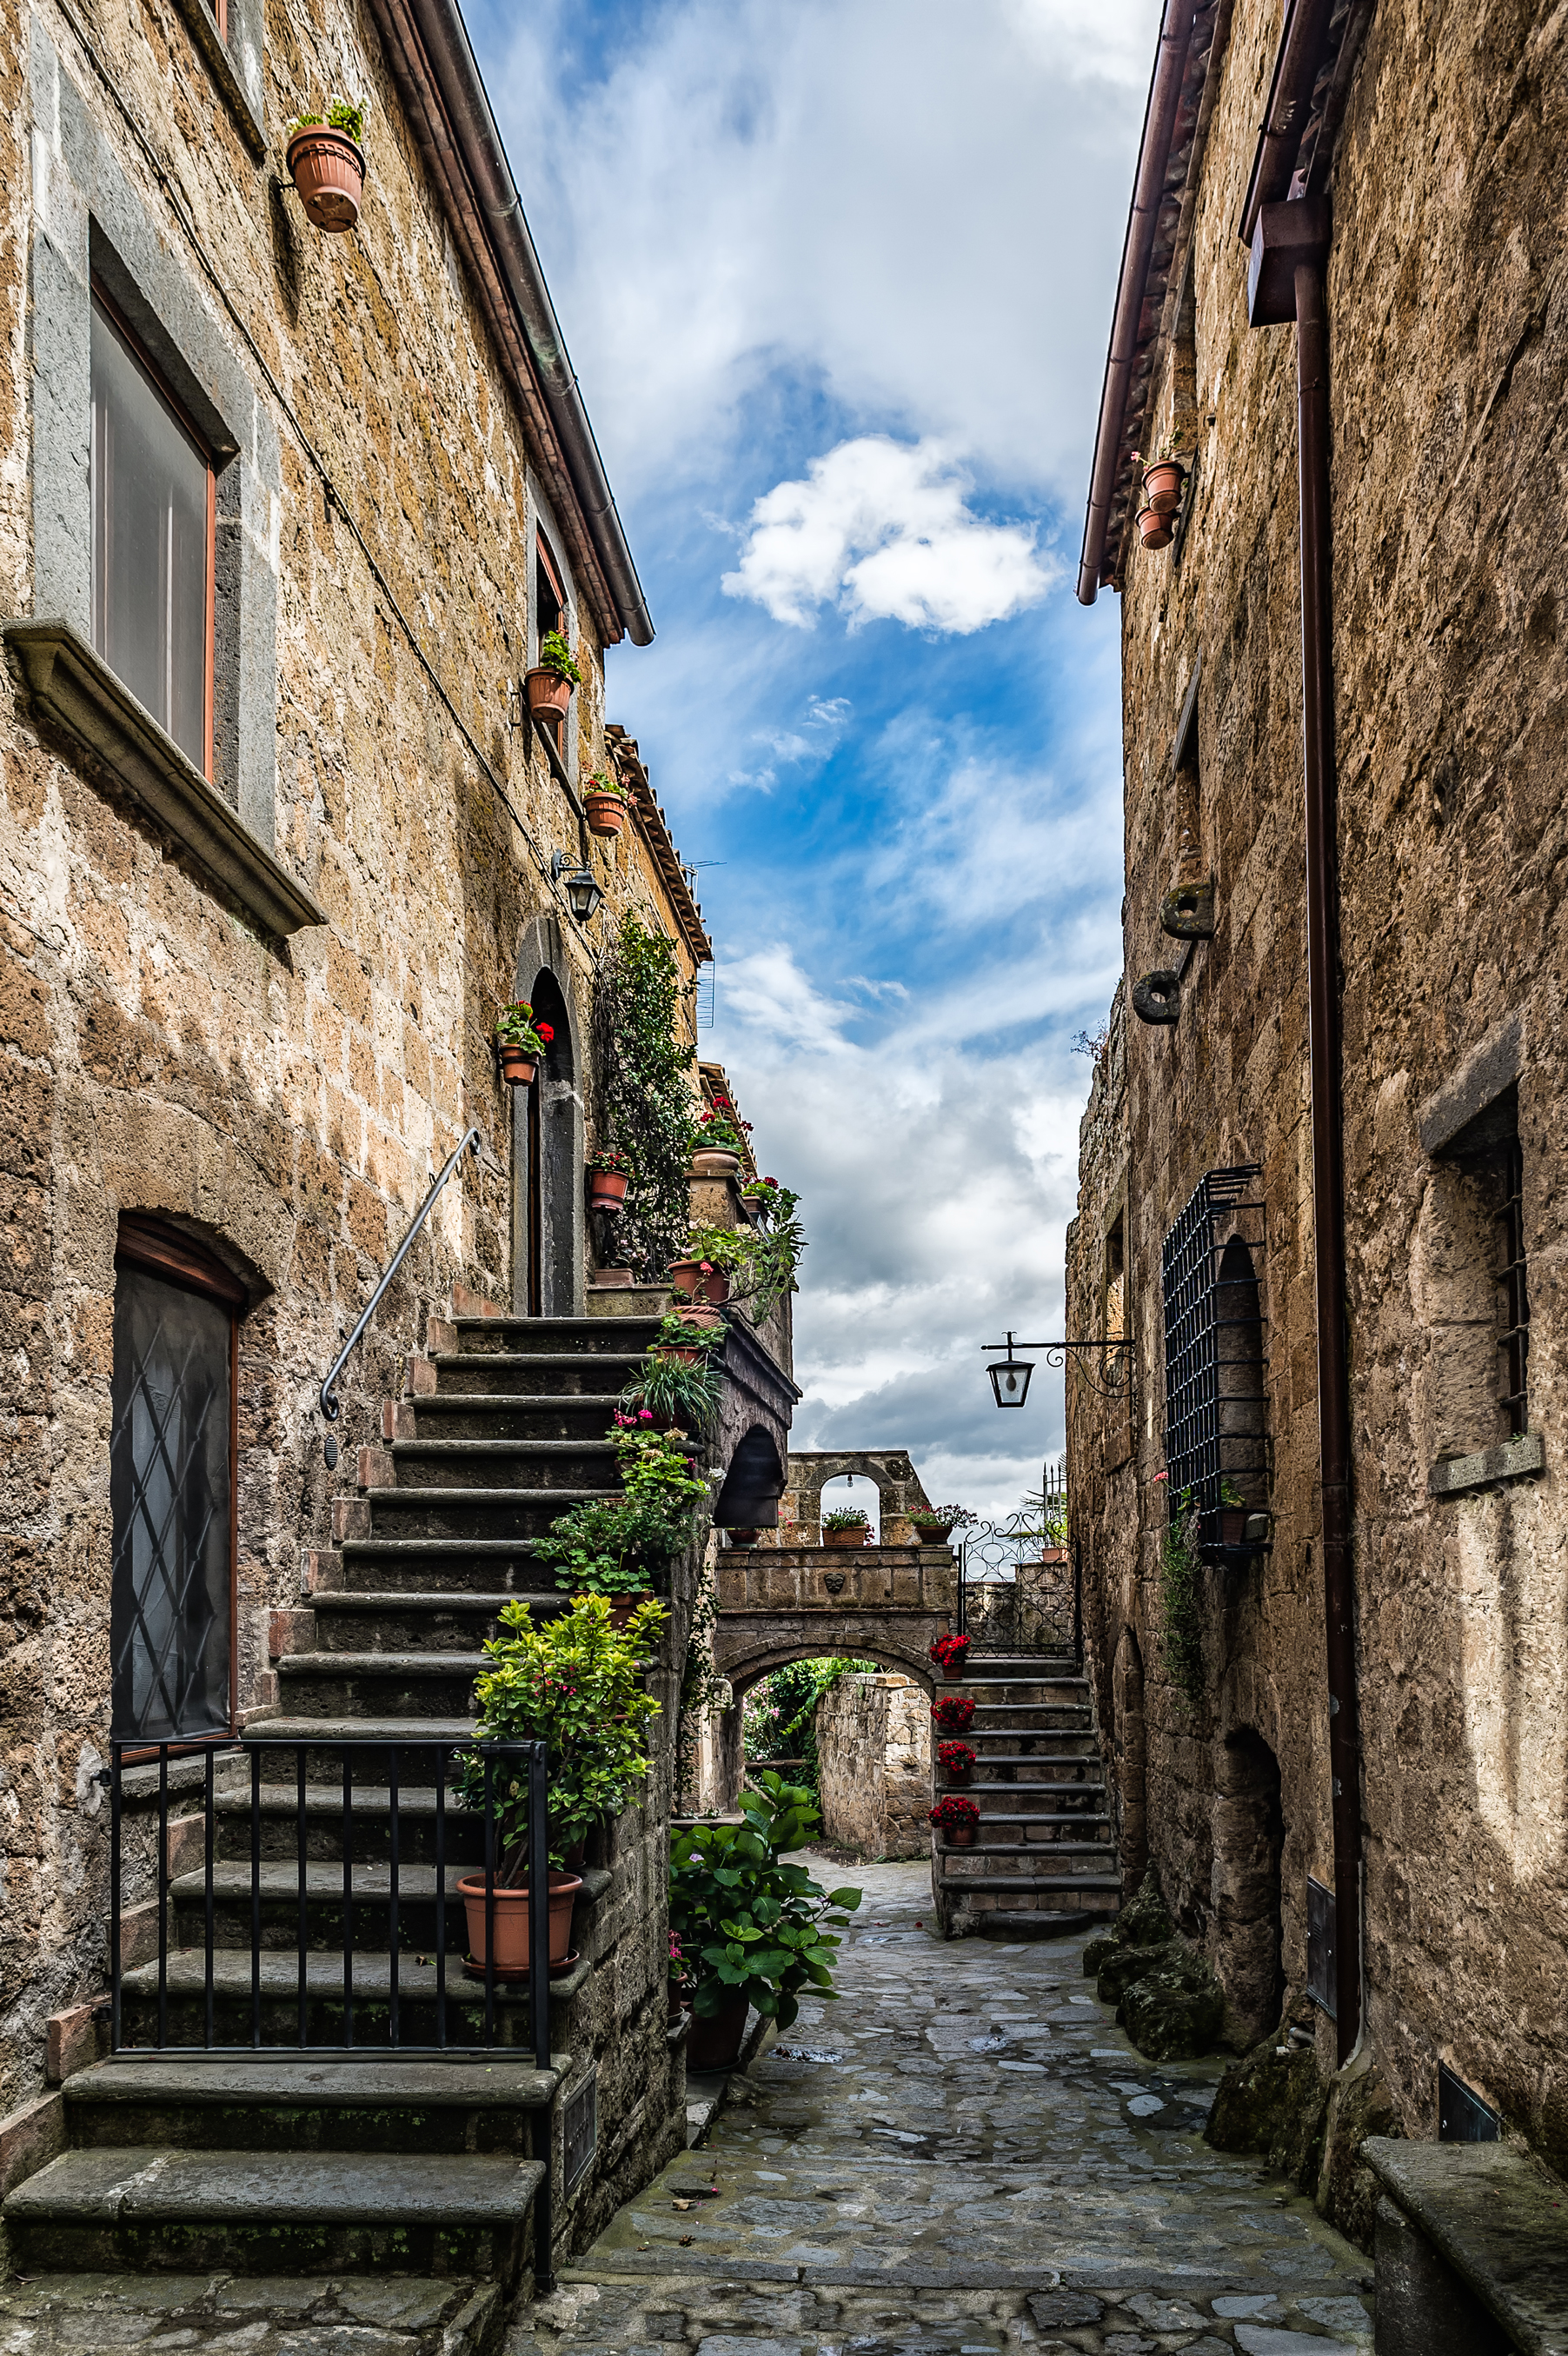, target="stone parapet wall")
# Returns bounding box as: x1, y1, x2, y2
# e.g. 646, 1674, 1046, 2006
817, 1674, 932, 1860
716, 1545, 955, 1616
